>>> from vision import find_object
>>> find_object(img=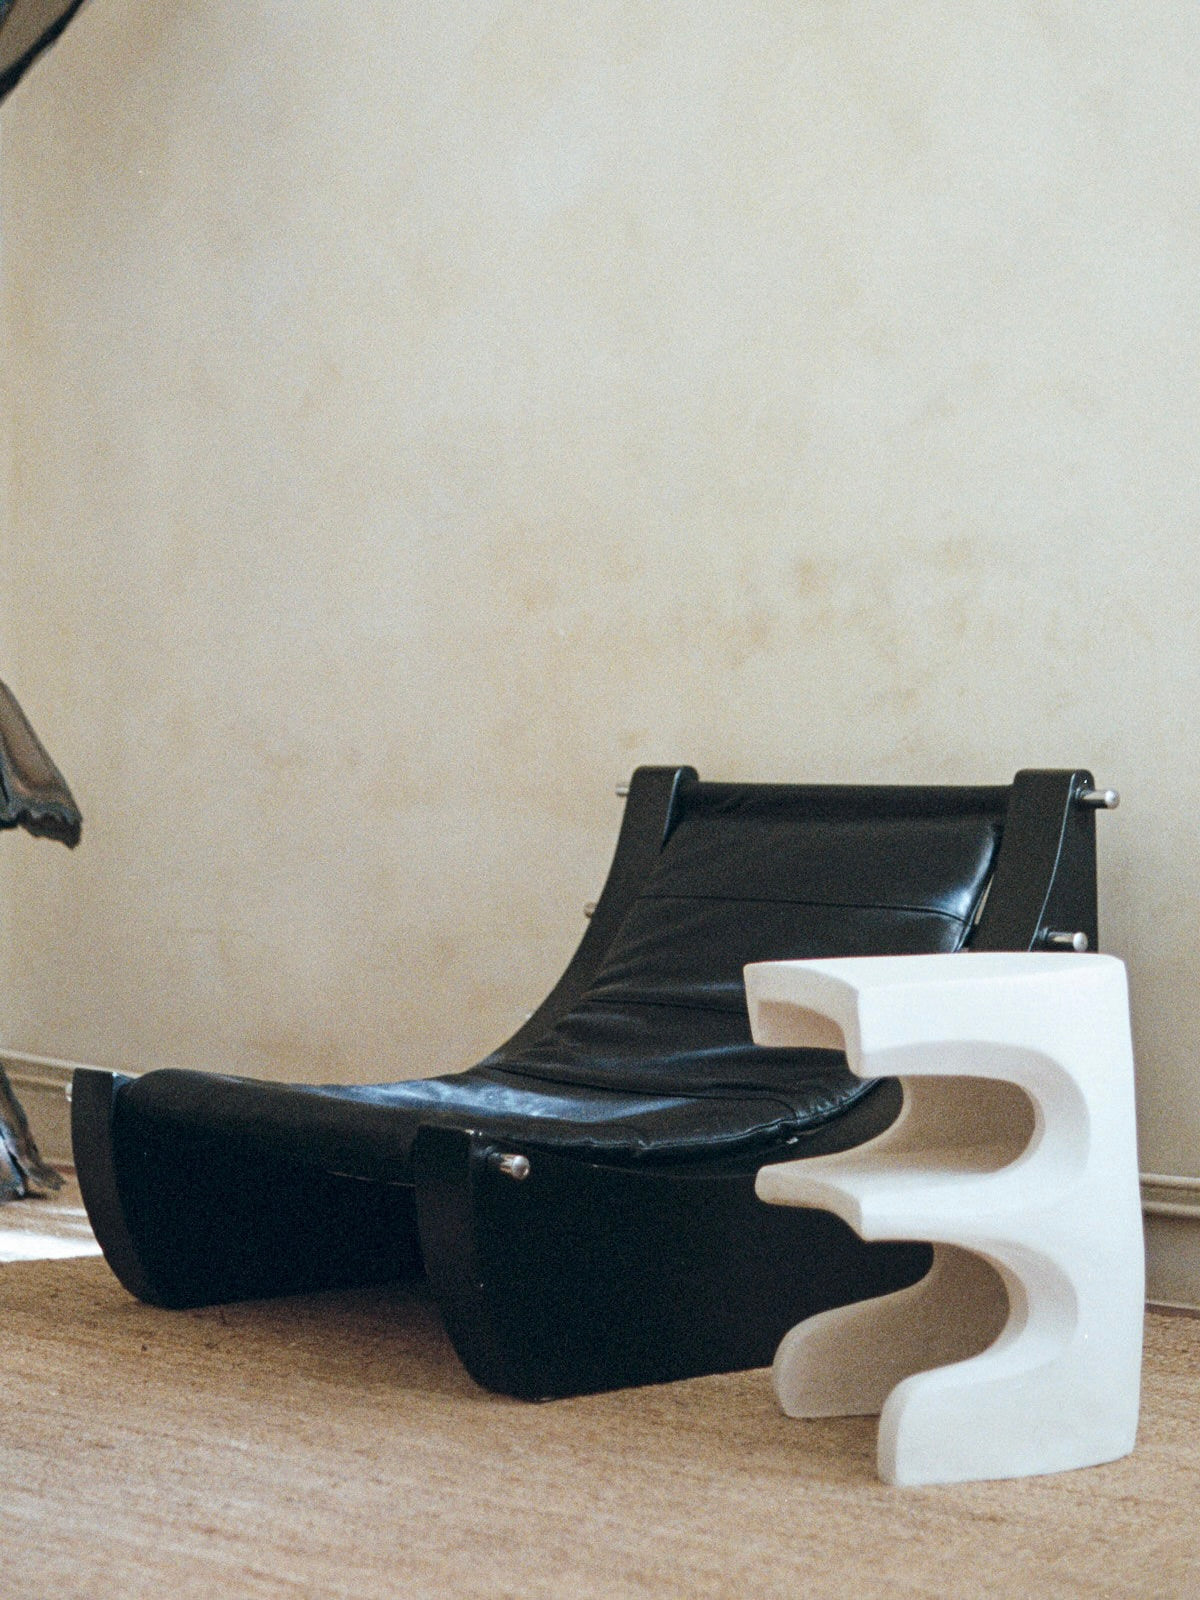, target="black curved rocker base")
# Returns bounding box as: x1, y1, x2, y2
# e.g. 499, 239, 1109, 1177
73, 1066, 929, 1397
408, 1111, 931, 1398
73, 764, 1103, 1398
72, 1069, 422, 1310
